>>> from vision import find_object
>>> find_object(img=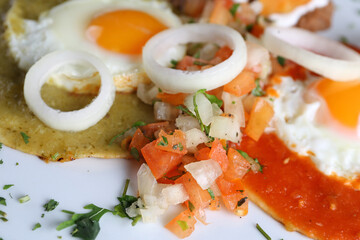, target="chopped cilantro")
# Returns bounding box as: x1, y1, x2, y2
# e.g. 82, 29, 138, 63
158, 136, 169, 146
0, 159, 3, 164
158, 88, 162, 93
109, 121, 146, 145
44, 199, 59, 212
177, 220, 189, 231
41, 213, 45, 218
164, 175, 182, 181
207, 189, 215, 200
32, 223, 42, 231
193, 51, 201, 59
229, 3, 240, 17
130, 148, 140, 161
57, 204, 111, 240
20, 132, 30, 144
170, 59, 179, 68
232, 101, 235, 104
51, 153, 60, 160
62, 210, 75, 215
3, 184, 14, 190
113, 179, 141, 226
256, 223, 272, 240
193, 61, 207, 66
0, 142, 2, 150
172, 142, 184, 151
254, 158, 264, 173
19, 195, 30, 203
0, 197, 6, 206
340, 36, 349, 44
188, 18, 196, 24
188, 201, 195, 212
0, 210, 6, 217
276, 56, 286, 67
176, 105, 196, 118
252, 78, 265, 97
57, 236, 62, 239
237, 197, 248, 207
1, 217, 8, 222
15, 162, 19, 166
246, 24, 254, 32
